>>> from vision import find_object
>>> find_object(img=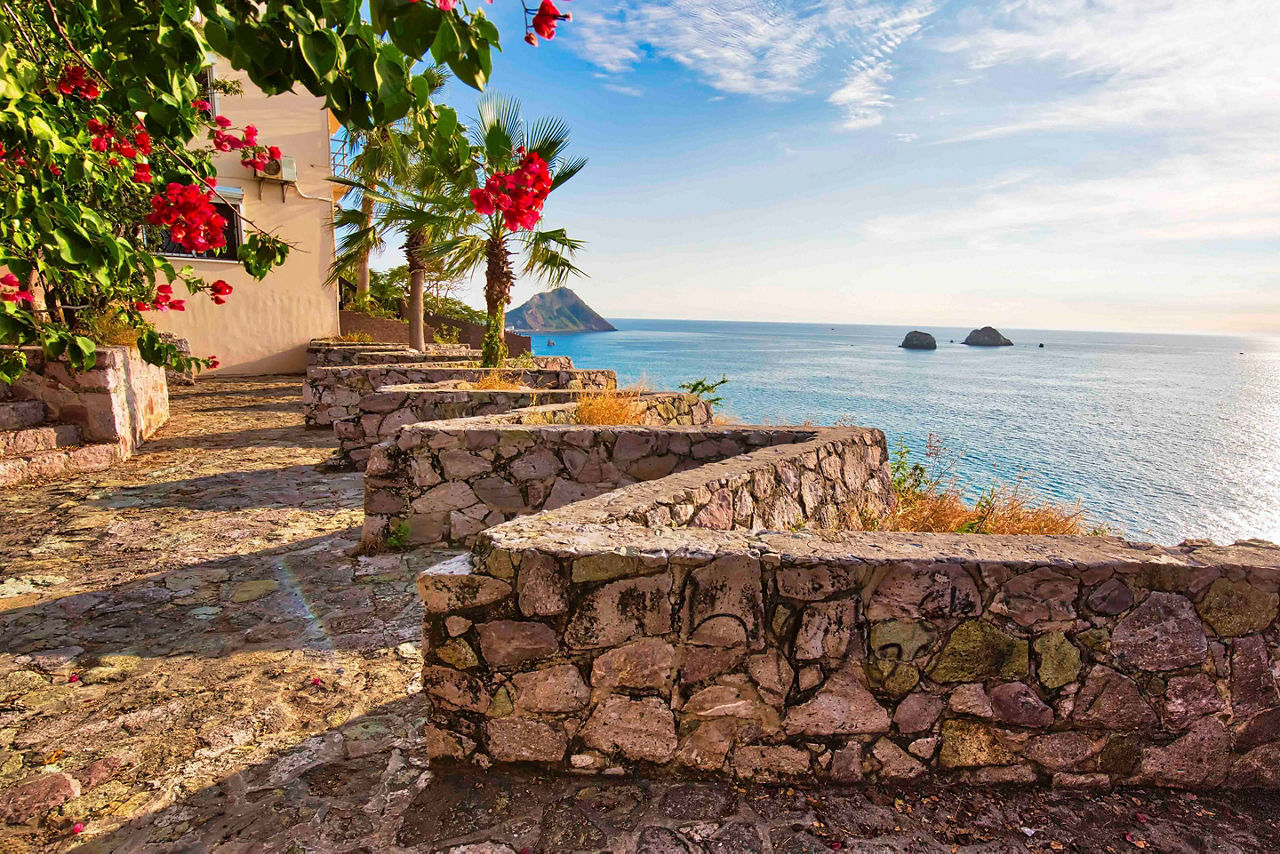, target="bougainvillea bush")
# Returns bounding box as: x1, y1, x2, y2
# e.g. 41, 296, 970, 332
0, 0, 522, 382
